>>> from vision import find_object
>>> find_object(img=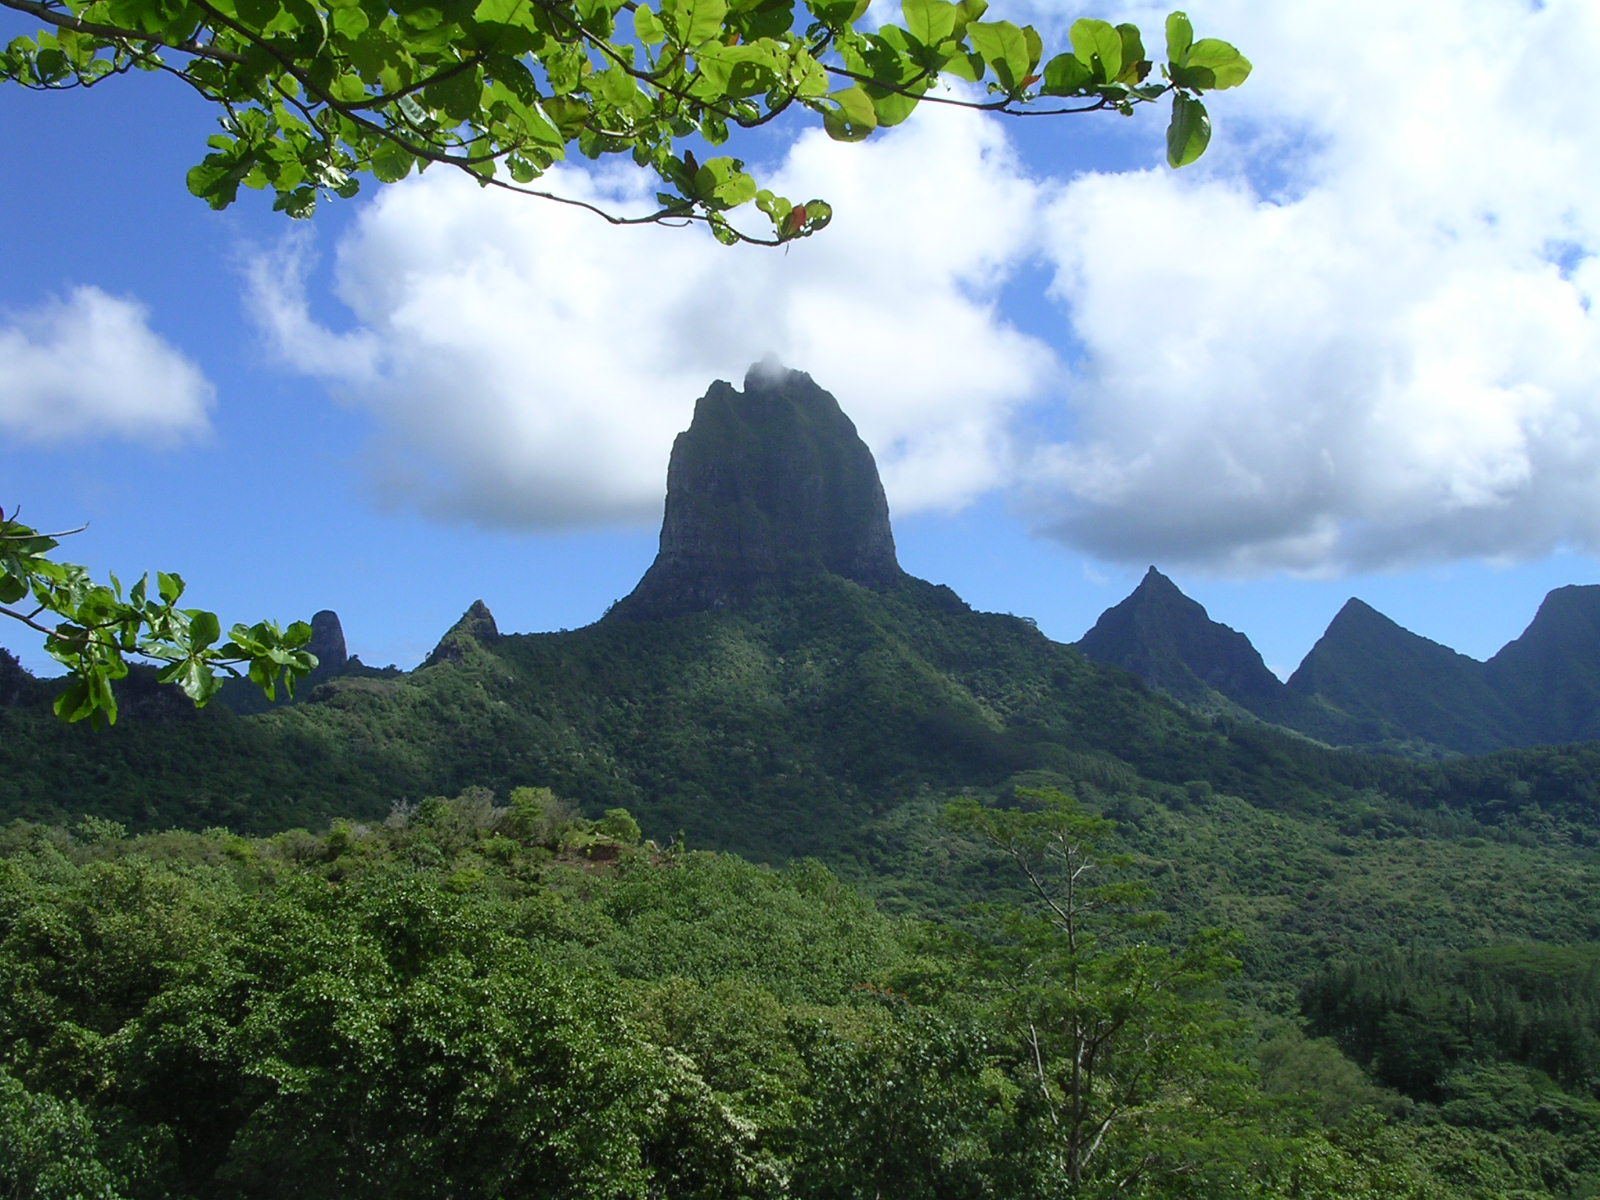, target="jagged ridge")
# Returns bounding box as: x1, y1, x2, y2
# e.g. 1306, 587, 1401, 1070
1076, 566, 1284, 709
